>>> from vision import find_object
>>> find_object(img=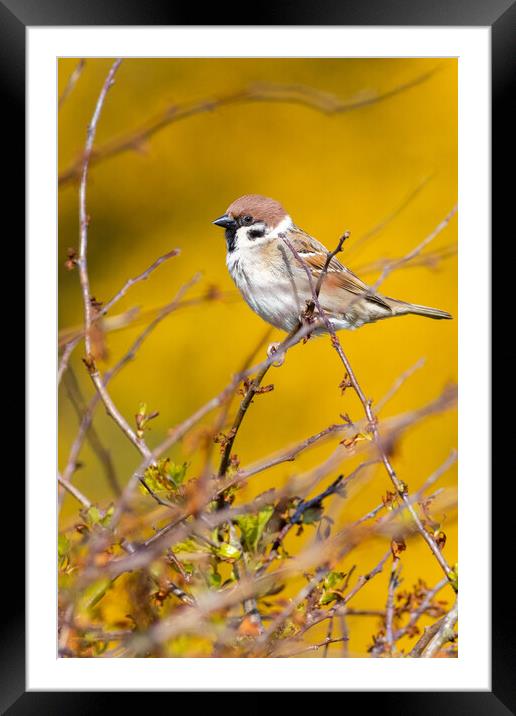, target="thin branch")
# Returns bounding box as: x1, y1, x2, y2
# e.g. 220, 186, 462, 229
58, 285, 231, 349
58, 473, 92, 509
421, 598, 458, 657
60, 275, 201, 514
58, 59, 86, 109
368, 205, 458, 295
354, 243, 457, 277
110, 320, 317, 528
61, 367, 120, 498
58, 248, 180, 383
283, 229, 456, 587
385, 558, 401, 654
393, 576, 448, 642
409, 598, 458, 657
58, 335, 81, 385
345, 174, 434, 260
78, 58, 123, 361
314, 230, 350, 297
375, 358, 426, 413
100, 249, 181, 318
59, 66, 441, 186
77, 59, 153, 461
277, 636, 349, 658
217, 323, 302, 484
